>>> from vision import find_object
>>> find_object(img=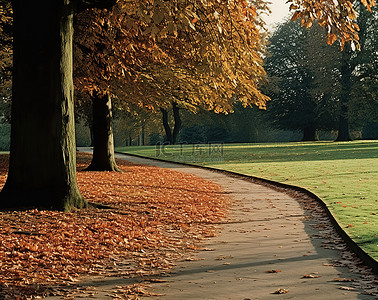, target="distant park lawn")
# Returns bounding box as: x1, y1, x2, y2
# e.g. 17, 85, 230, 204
116, 140, 378, 260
